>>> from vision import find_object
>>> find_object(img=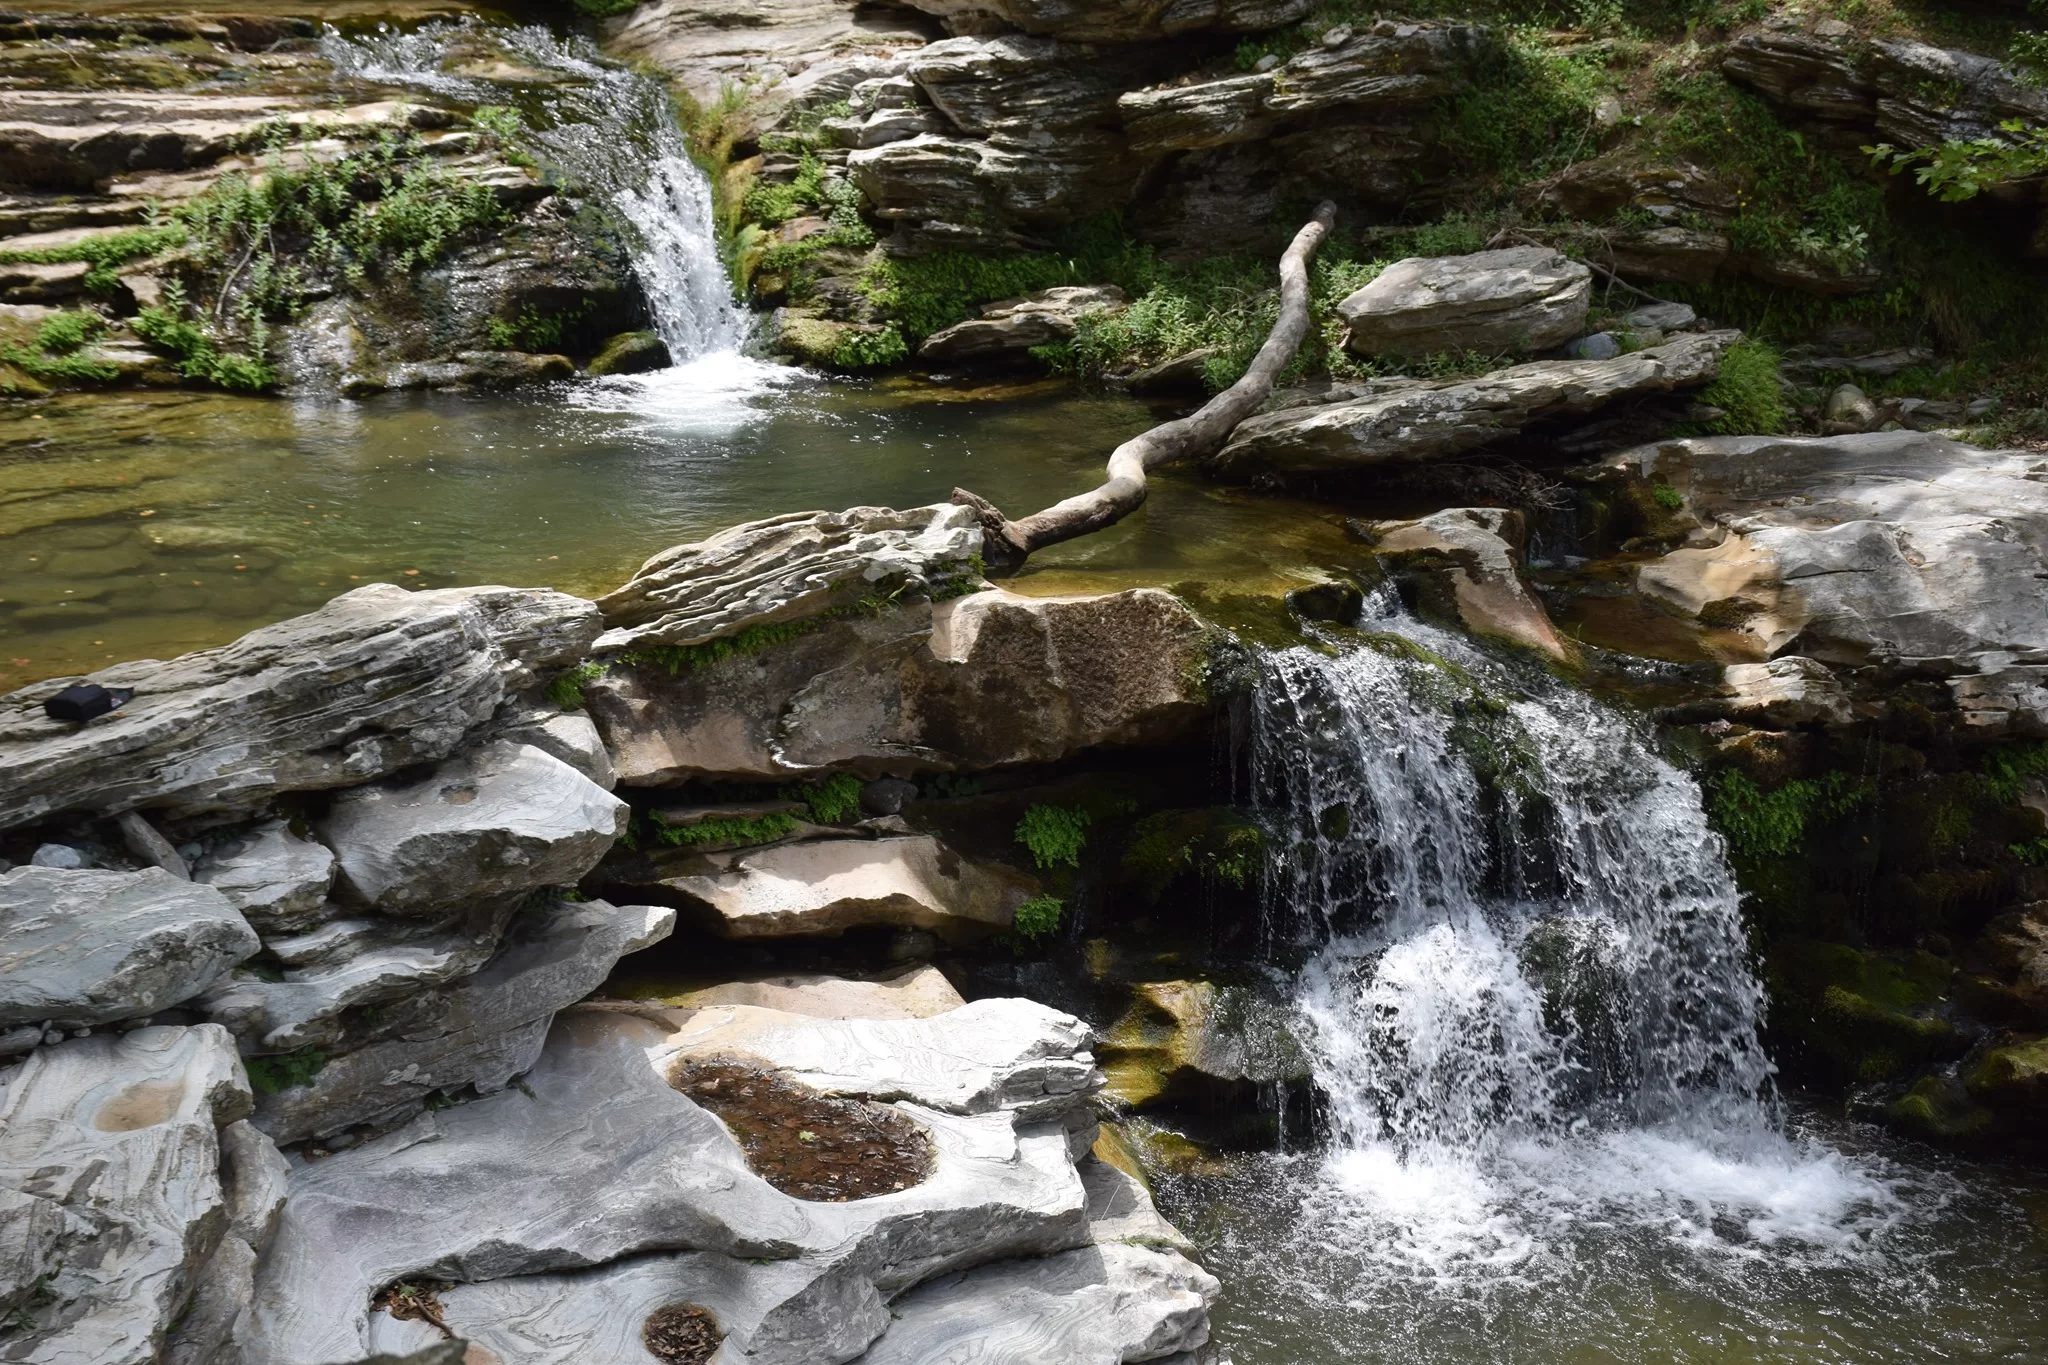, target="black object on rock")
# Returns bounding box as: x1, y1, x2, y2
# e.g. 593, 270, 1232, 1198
43, 683, 134, 723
